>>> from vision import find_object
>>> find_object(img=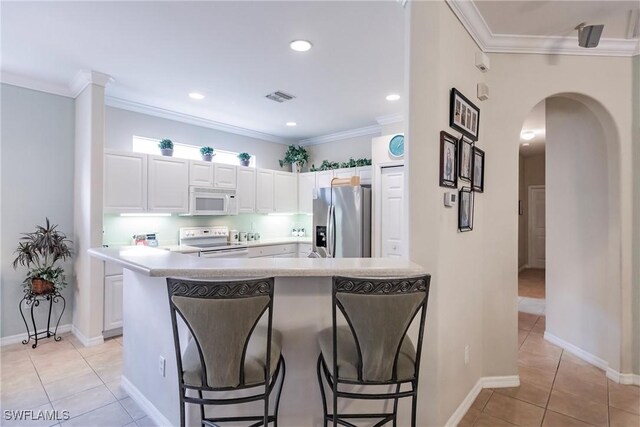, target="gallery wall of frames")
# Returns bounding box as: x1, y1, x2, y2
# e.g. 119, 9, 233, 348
439, 88, 485, 232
